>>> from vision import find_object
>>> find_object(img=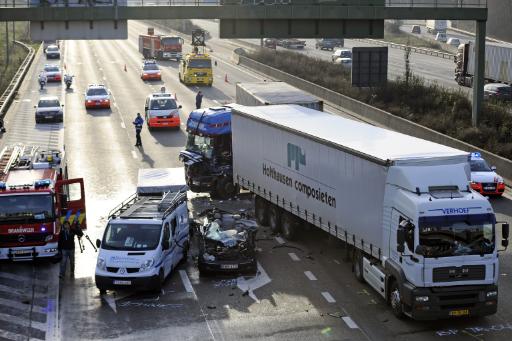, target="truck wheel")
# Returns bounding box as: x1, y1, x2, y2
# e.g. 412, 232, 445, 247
98, 288, 107, 295
281, 212, 297, 240
255, 196, 269, 226
389, 281, 405, 319
353, 251, 364, 283
216, 177, 238, 199
268, 204, 281, 234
